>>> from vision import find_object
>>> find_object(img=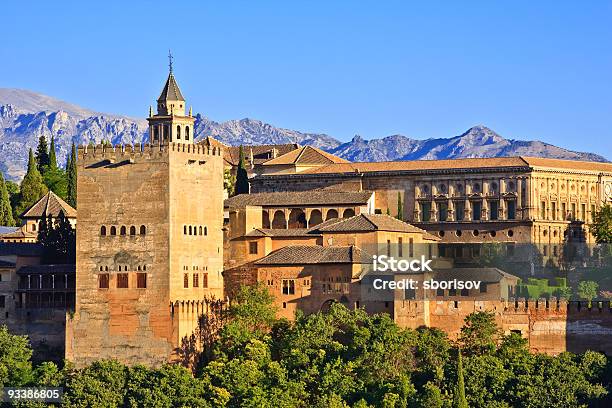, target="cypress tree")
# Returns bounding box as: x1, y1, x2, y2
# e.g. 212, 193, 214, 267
35, 135, 50, 174
0, 173, 16, 226
397, 192, 403, 221
48, 136, 58, 170
16, 149, 48, 217
235, 145, 250, 195
453, 349, 468, 408
66, 143, 78, 208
